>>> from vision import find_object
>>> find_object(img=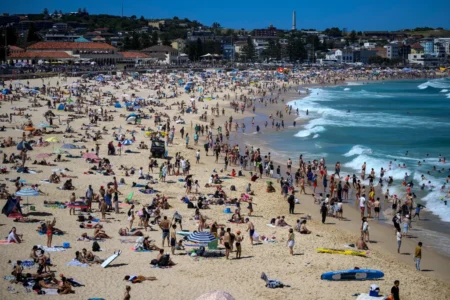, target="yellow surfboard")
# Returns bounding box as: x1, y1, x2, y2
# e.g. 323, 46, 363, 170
316, 248, 367, 257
